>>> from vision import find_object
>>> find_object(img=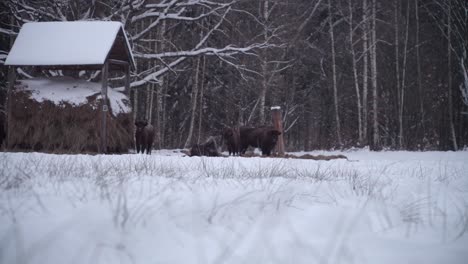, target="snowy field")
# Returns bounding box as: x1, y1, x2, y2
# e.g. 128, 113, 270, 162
1, 149, 467, 264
